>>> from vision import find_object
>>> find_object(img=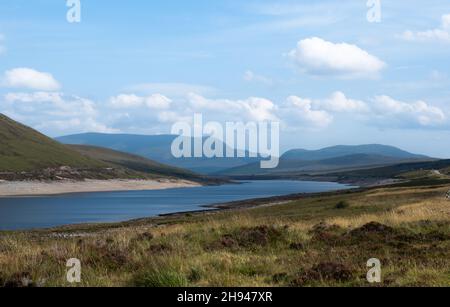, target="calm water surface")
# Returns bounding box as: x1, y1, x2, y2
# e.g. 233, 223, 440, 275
0, 180, 356, 230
